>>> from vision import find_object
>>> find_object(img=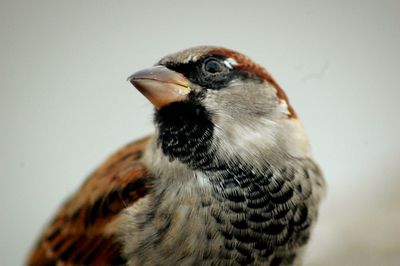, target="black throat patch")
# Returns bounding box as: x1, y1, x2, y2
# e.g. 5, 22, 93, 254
154, 97, 216, 170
